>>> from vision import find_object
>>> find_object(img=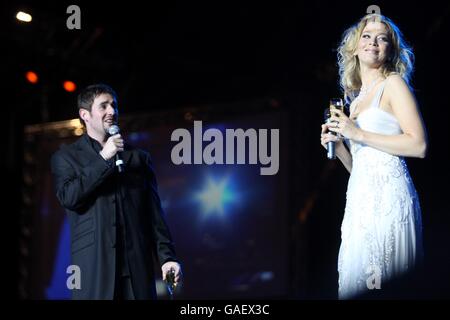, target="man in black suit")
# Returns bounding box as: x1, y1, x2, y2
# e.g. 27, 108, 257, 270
51, 84, 181, 299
